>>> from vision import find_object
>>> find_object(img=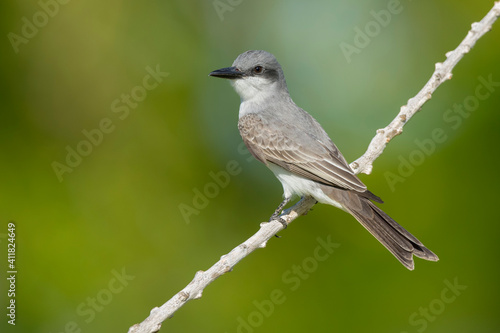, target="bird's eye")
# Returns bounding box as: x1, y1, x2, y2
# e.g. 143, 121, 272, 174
253, 66, 263, 74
